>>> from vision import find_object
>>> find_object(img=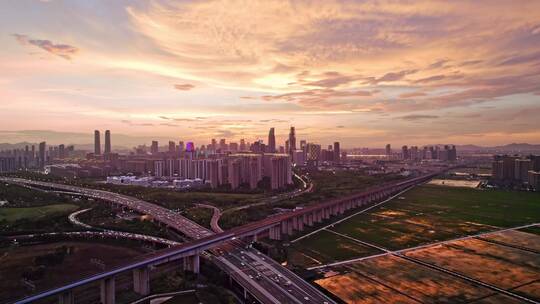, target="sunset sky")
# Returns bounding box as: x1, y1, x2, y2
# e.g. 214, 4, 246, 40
1, 0, 540, 147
